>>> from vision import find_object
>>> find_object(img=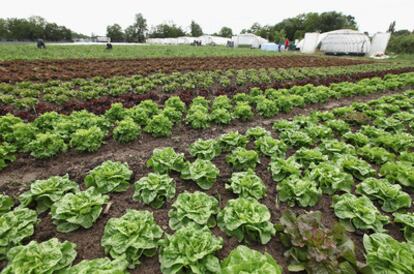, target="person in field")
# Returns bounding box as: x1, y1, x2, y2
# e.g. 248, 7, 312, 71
284, 39, 289, 51
36, 39, 46, 49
